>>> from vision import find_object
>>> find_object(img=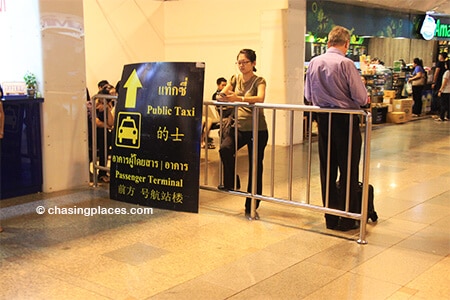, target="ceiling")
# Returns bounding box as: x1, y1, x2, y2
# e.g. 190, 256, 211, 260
330, 0, 450, 15
151, 0, 450, 15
